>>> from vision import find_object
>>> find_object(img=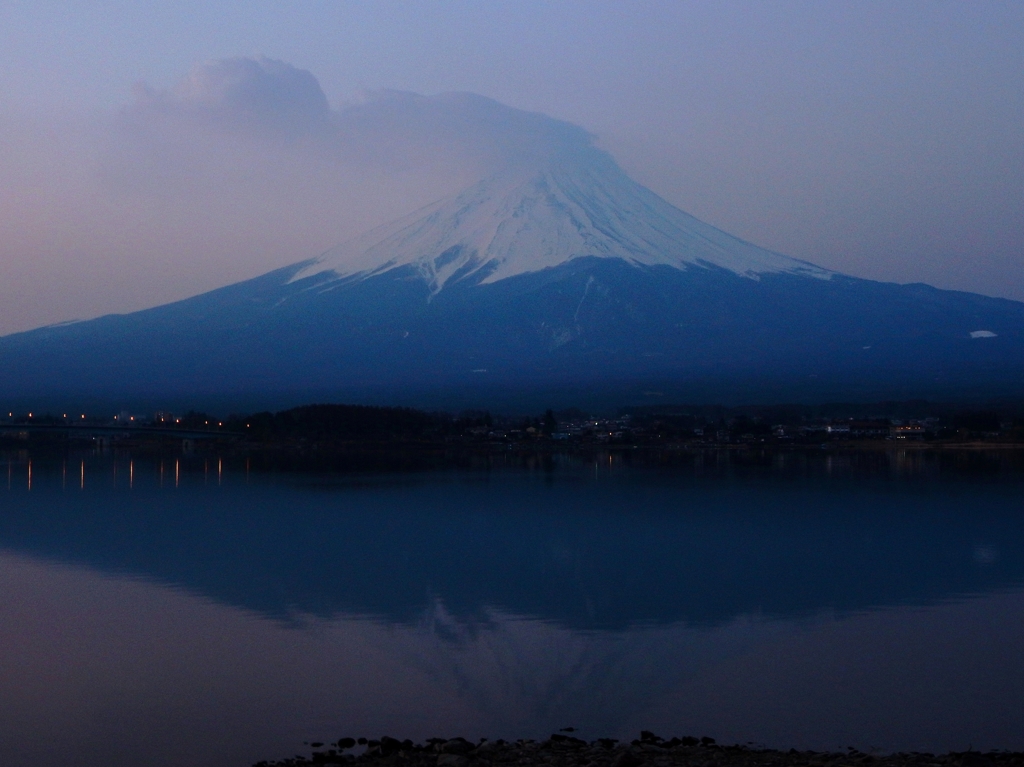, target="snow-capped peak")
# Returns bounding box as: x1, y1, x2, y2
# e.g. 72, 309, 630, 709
291, 148, 832, 291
